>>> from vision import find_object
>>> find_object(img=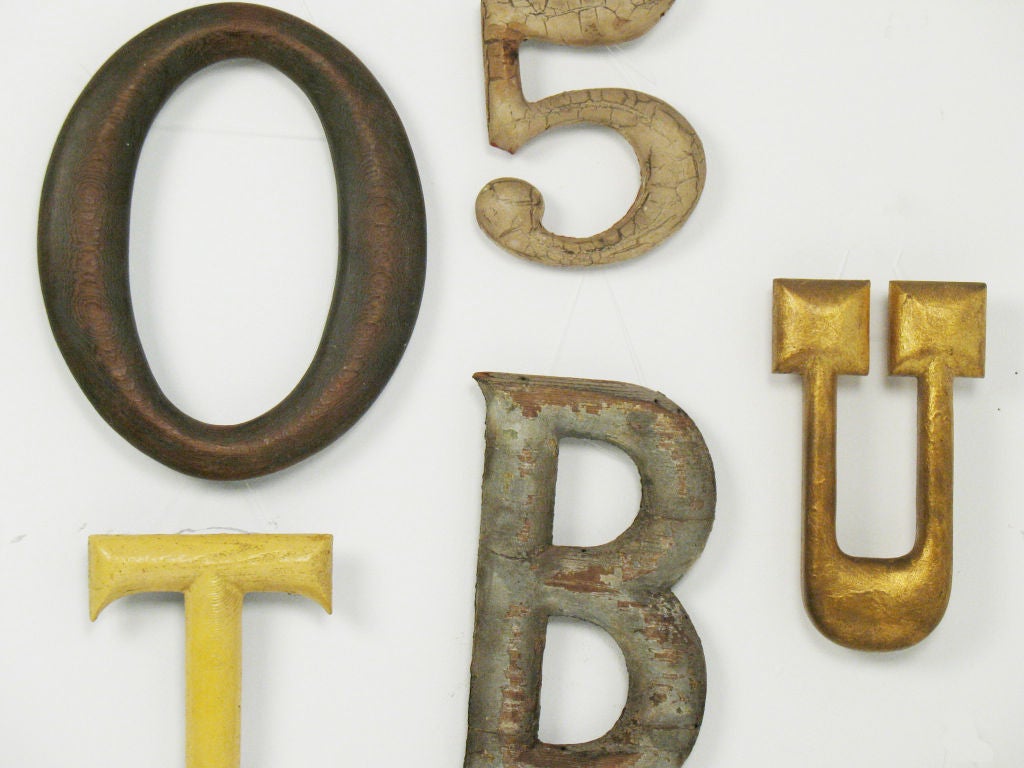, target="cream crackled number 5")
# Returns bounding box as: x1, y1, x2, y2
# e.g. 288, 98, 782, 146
478, 0, 705, 266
